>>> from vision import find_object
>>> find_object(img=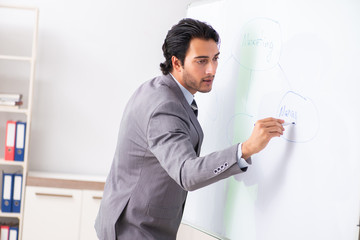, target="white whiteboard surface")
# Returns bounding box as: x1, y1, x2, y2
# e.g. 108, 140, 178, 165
183, 0, 360, 239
